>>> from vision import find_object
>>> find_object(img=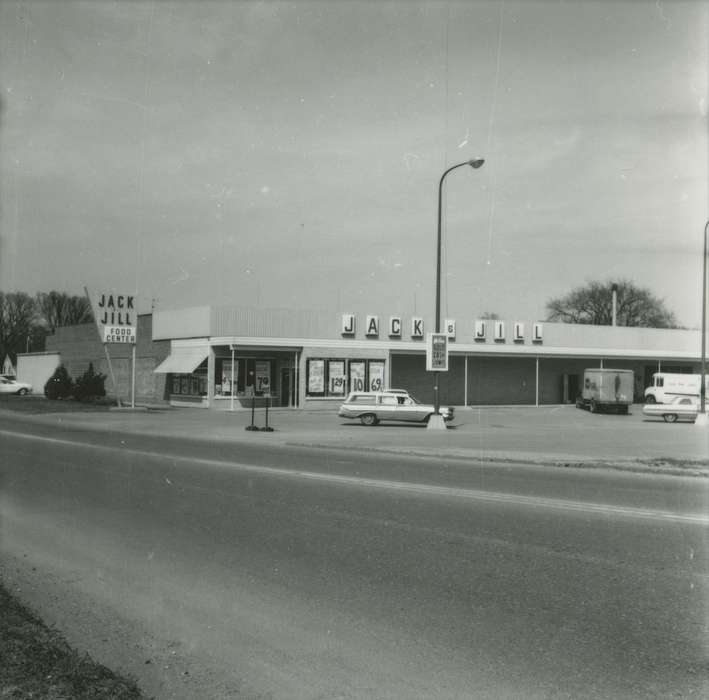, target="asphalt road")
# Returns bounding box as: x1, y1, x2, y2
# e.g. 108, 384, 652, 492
1, 416, 707, 699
